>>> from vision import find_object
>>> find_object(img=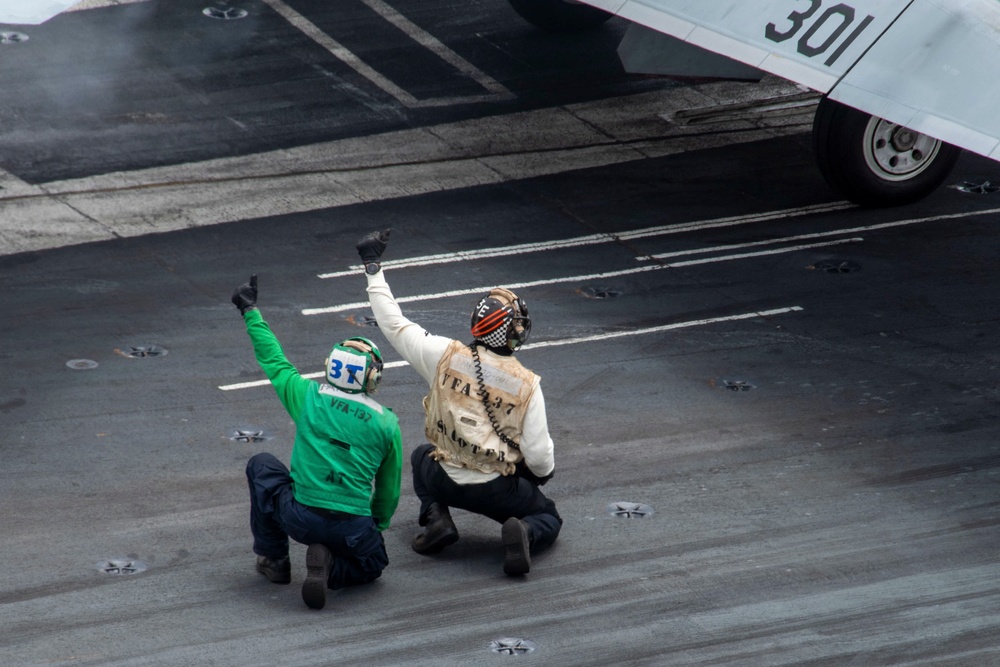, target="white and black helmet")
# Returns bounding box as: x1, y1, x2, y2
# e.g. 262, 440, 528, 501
470, 287, 531, 351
